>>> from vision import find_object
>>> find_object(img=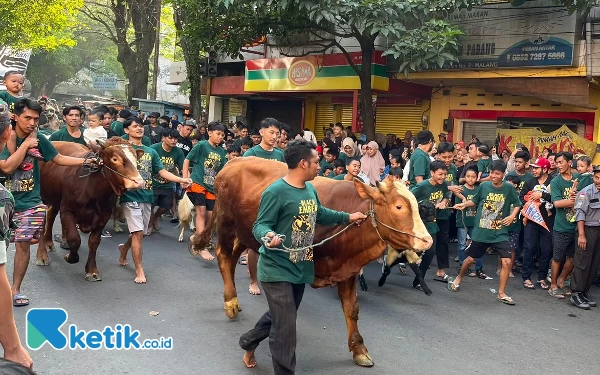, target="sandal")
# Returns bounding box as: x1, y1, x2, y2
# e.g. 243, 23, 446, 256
467, 269, 477, 277
447, 277, 460, 292
476, 270, 488, 279
536, 280, 550, 290
433, 274, 449, 283
523, 280, 536, 289
13, 293, 29, 307
239, 255, 248, 265
497, 295, 515, 305
548, 288, 565, 299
